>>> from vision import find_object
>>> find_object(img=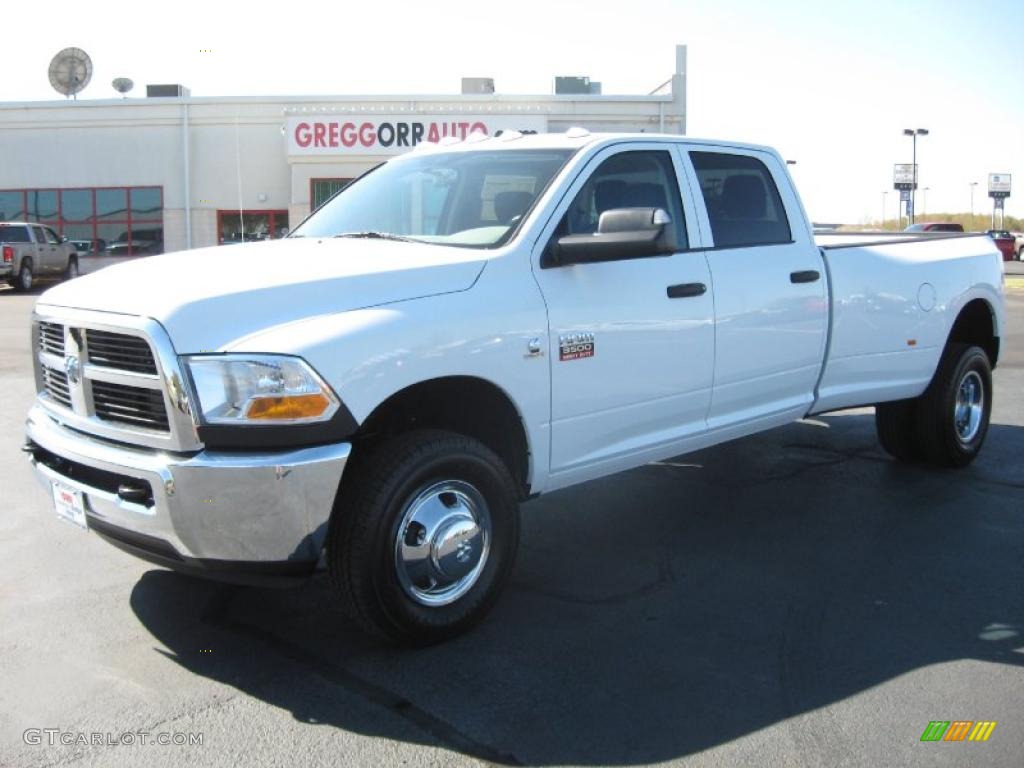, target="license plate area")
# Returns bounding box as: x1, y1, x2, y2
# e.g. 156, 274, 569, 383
52, 482, 88, 530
